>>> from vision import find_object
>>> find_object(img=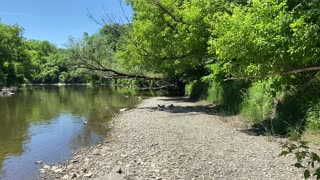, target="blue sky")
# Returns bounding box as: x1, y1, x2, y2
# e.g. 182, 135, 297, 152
0, 0, 133, 48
